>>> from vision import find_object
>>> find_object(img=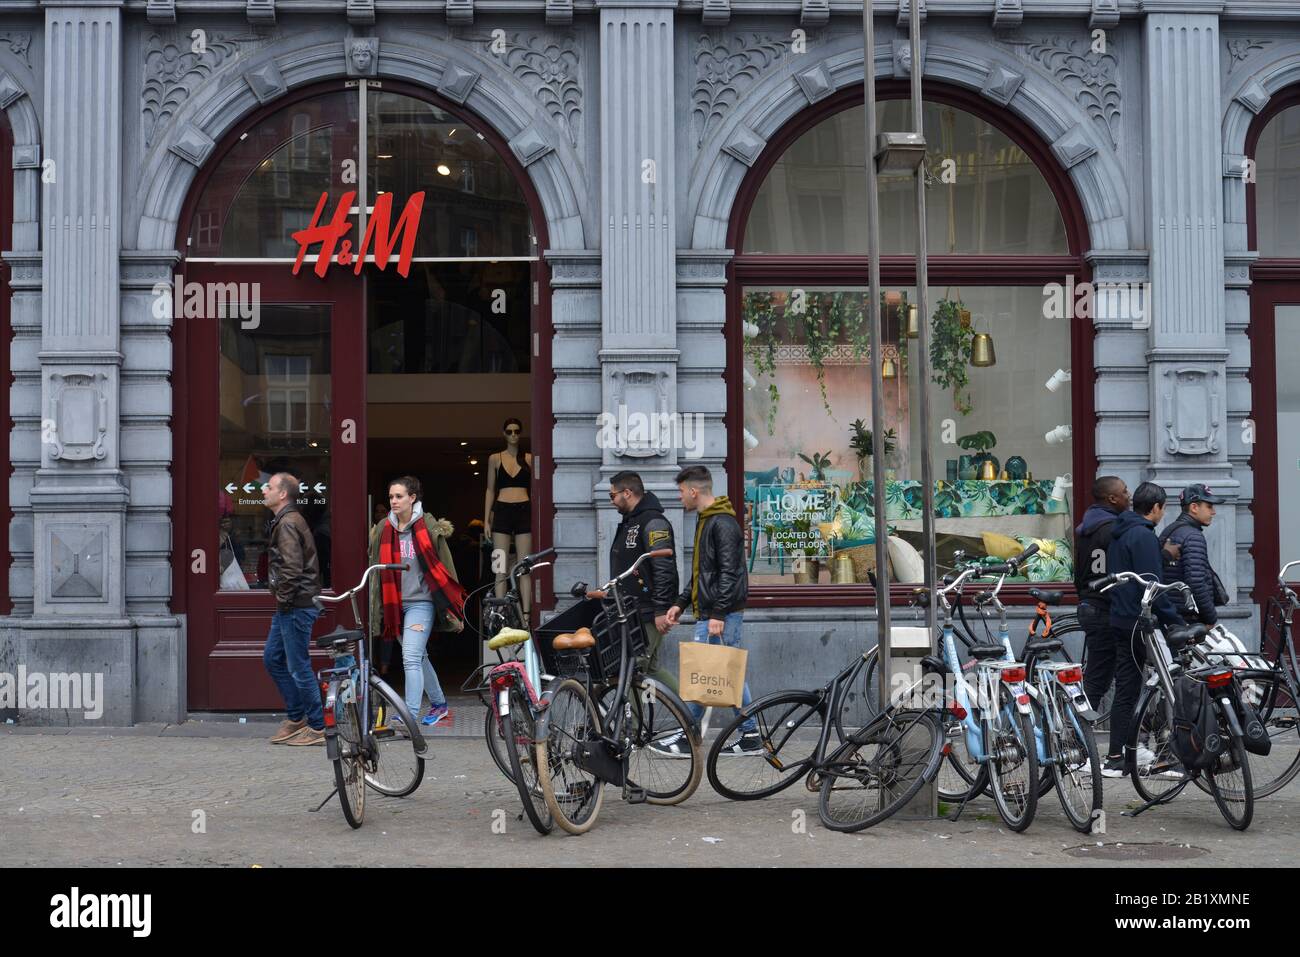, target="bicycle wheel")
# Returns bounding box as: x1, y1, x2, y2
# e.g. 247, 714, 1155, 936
1220, 669, 1300, 798
365, 678, 425, 798
818, 709, 942, 833
937, 715, 989, 803
985, 682, 1039, 832
1206, 732, 1254, 831
1129, 685, 1188, 803
505, 684, 552, 835
485, 703, 515, 783
535, 678, 605, 835
622, 678, 702, 805
707, 691, 825, 801
1047, 688, 1103, 833
333, 693, 367, 829
859, 649, 882, 722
